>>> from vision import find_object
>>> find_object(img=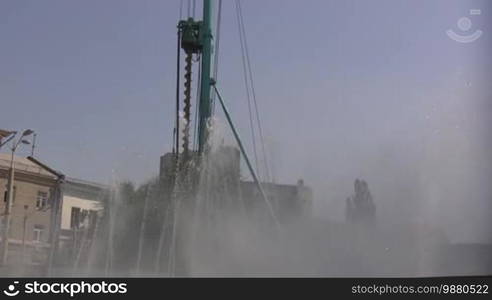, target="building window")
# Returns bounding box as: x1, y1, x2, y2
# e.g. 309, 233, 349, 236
70, 207, 81, 229
33, 224, 44, 243
36, 191, 48, 209
3, 186, 16, 203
